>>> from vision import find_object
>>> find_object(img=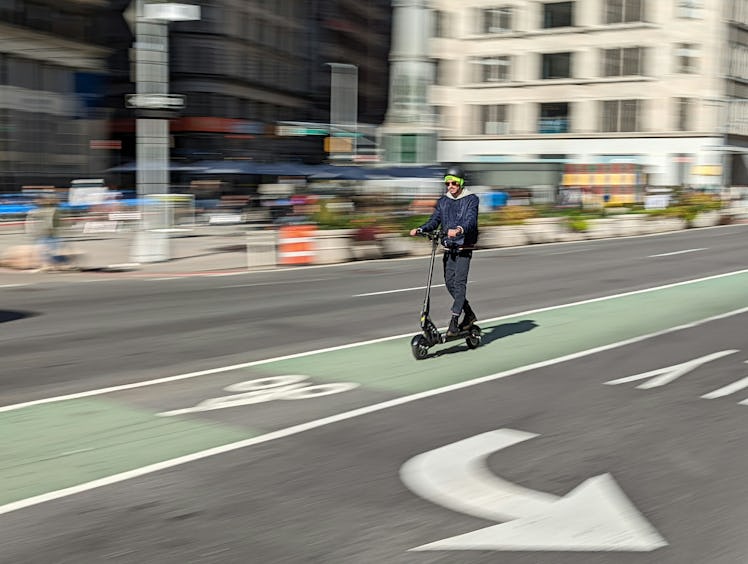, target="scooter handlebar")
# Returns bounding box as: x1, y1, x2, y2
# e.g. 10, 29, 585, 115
416, 228, 443, 241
